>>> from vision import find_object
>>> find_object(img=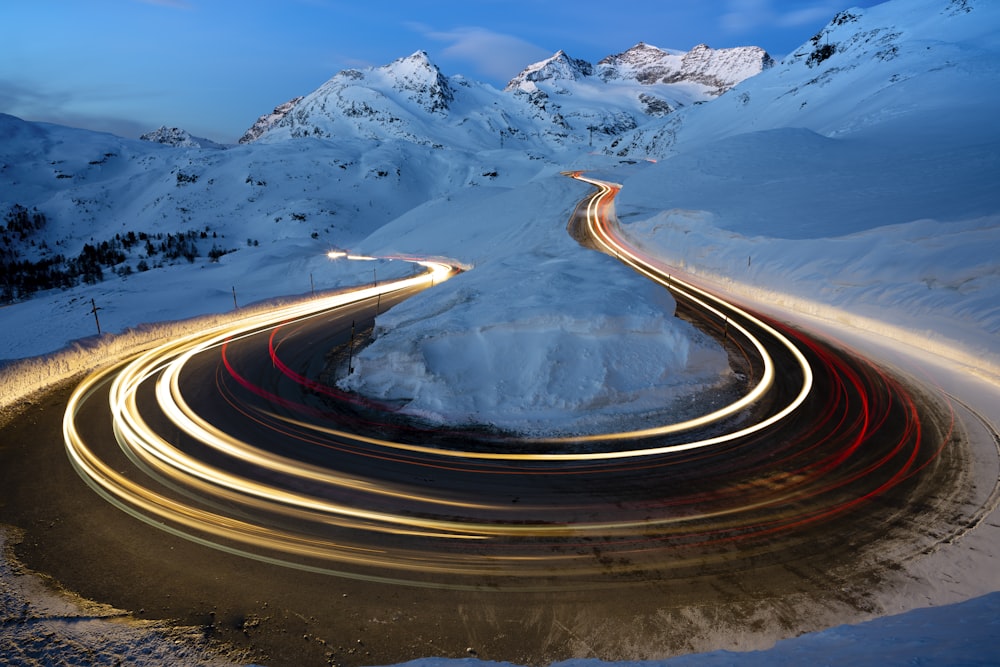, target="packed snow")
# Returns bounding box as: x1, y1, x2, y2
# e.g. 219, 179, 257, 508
335, 179, 732, 435
1, 0, 999, 664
